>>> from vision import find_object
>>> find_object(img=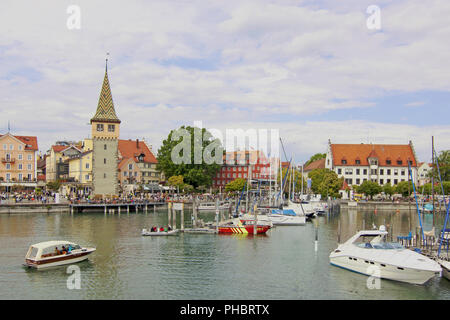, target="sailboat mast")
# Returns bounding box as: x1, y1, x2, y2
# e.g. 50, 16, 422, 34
432, 136, 435, 226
